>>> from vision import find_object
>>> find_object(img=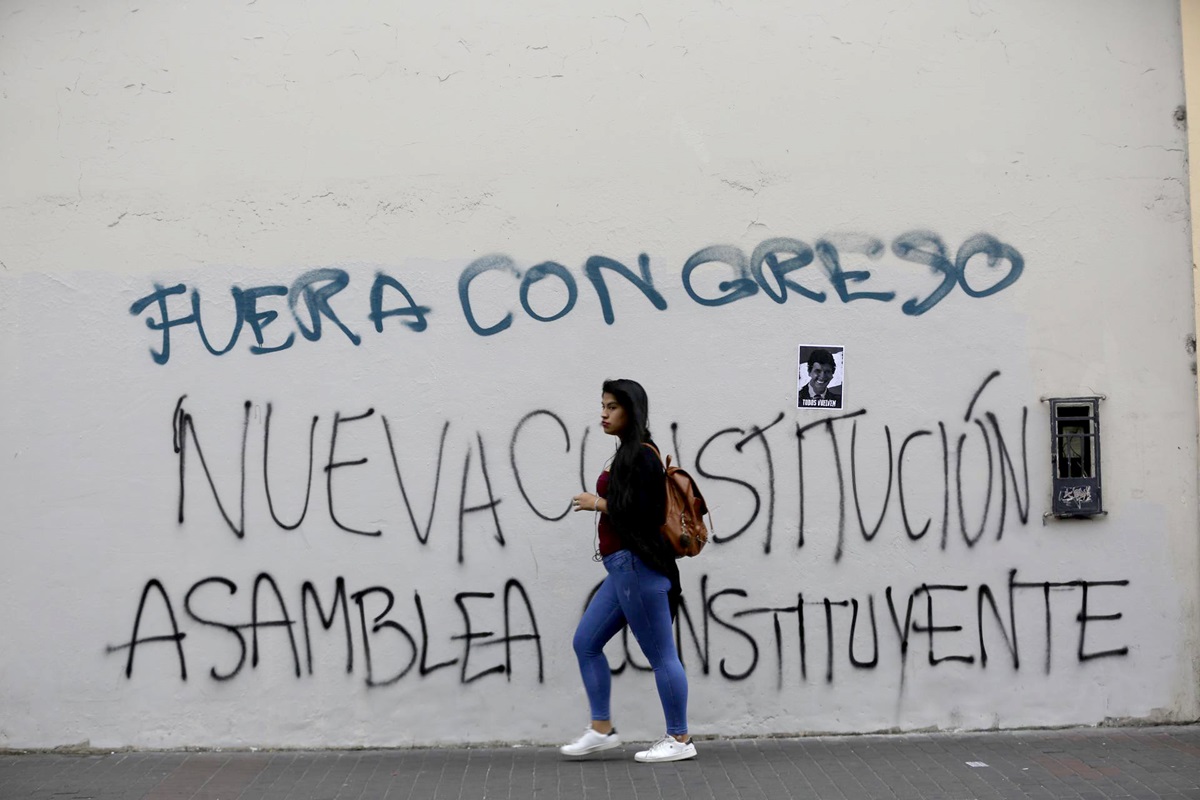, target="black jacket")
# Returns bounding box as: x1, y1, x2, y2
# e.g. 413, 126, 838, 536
607, 442, 682, 616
